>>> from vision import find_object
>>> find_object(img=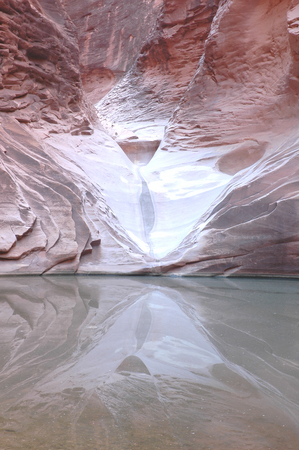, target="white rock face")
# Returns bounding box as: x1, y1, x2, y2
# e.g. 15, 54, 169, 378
140, 146, 231, 259
40, 120, 233, 268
